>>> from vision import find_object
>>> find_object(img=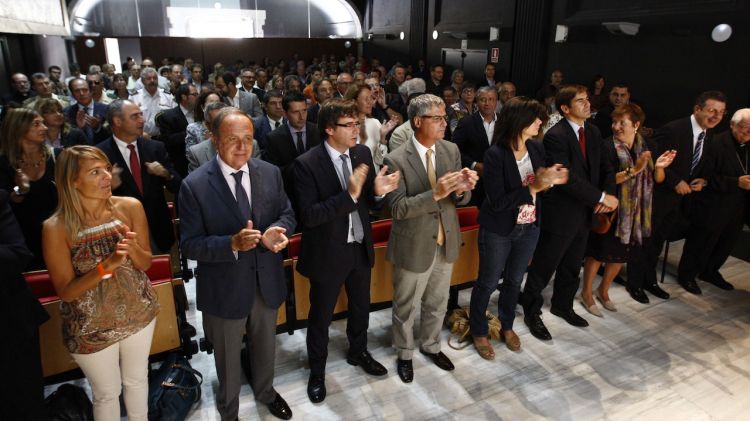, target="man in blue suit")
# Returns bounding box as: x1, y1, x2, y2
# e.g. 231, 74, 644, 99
252, 90, 285, 153
179, 107, 296, 421
64, 78, 110, 144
